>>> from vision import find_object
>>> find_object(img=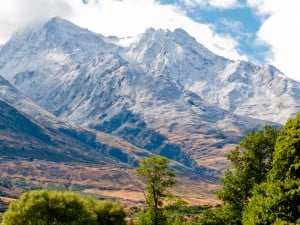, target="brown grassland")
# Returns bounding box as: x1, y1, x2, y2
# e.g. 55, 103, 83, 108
0, 157, 220, 208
